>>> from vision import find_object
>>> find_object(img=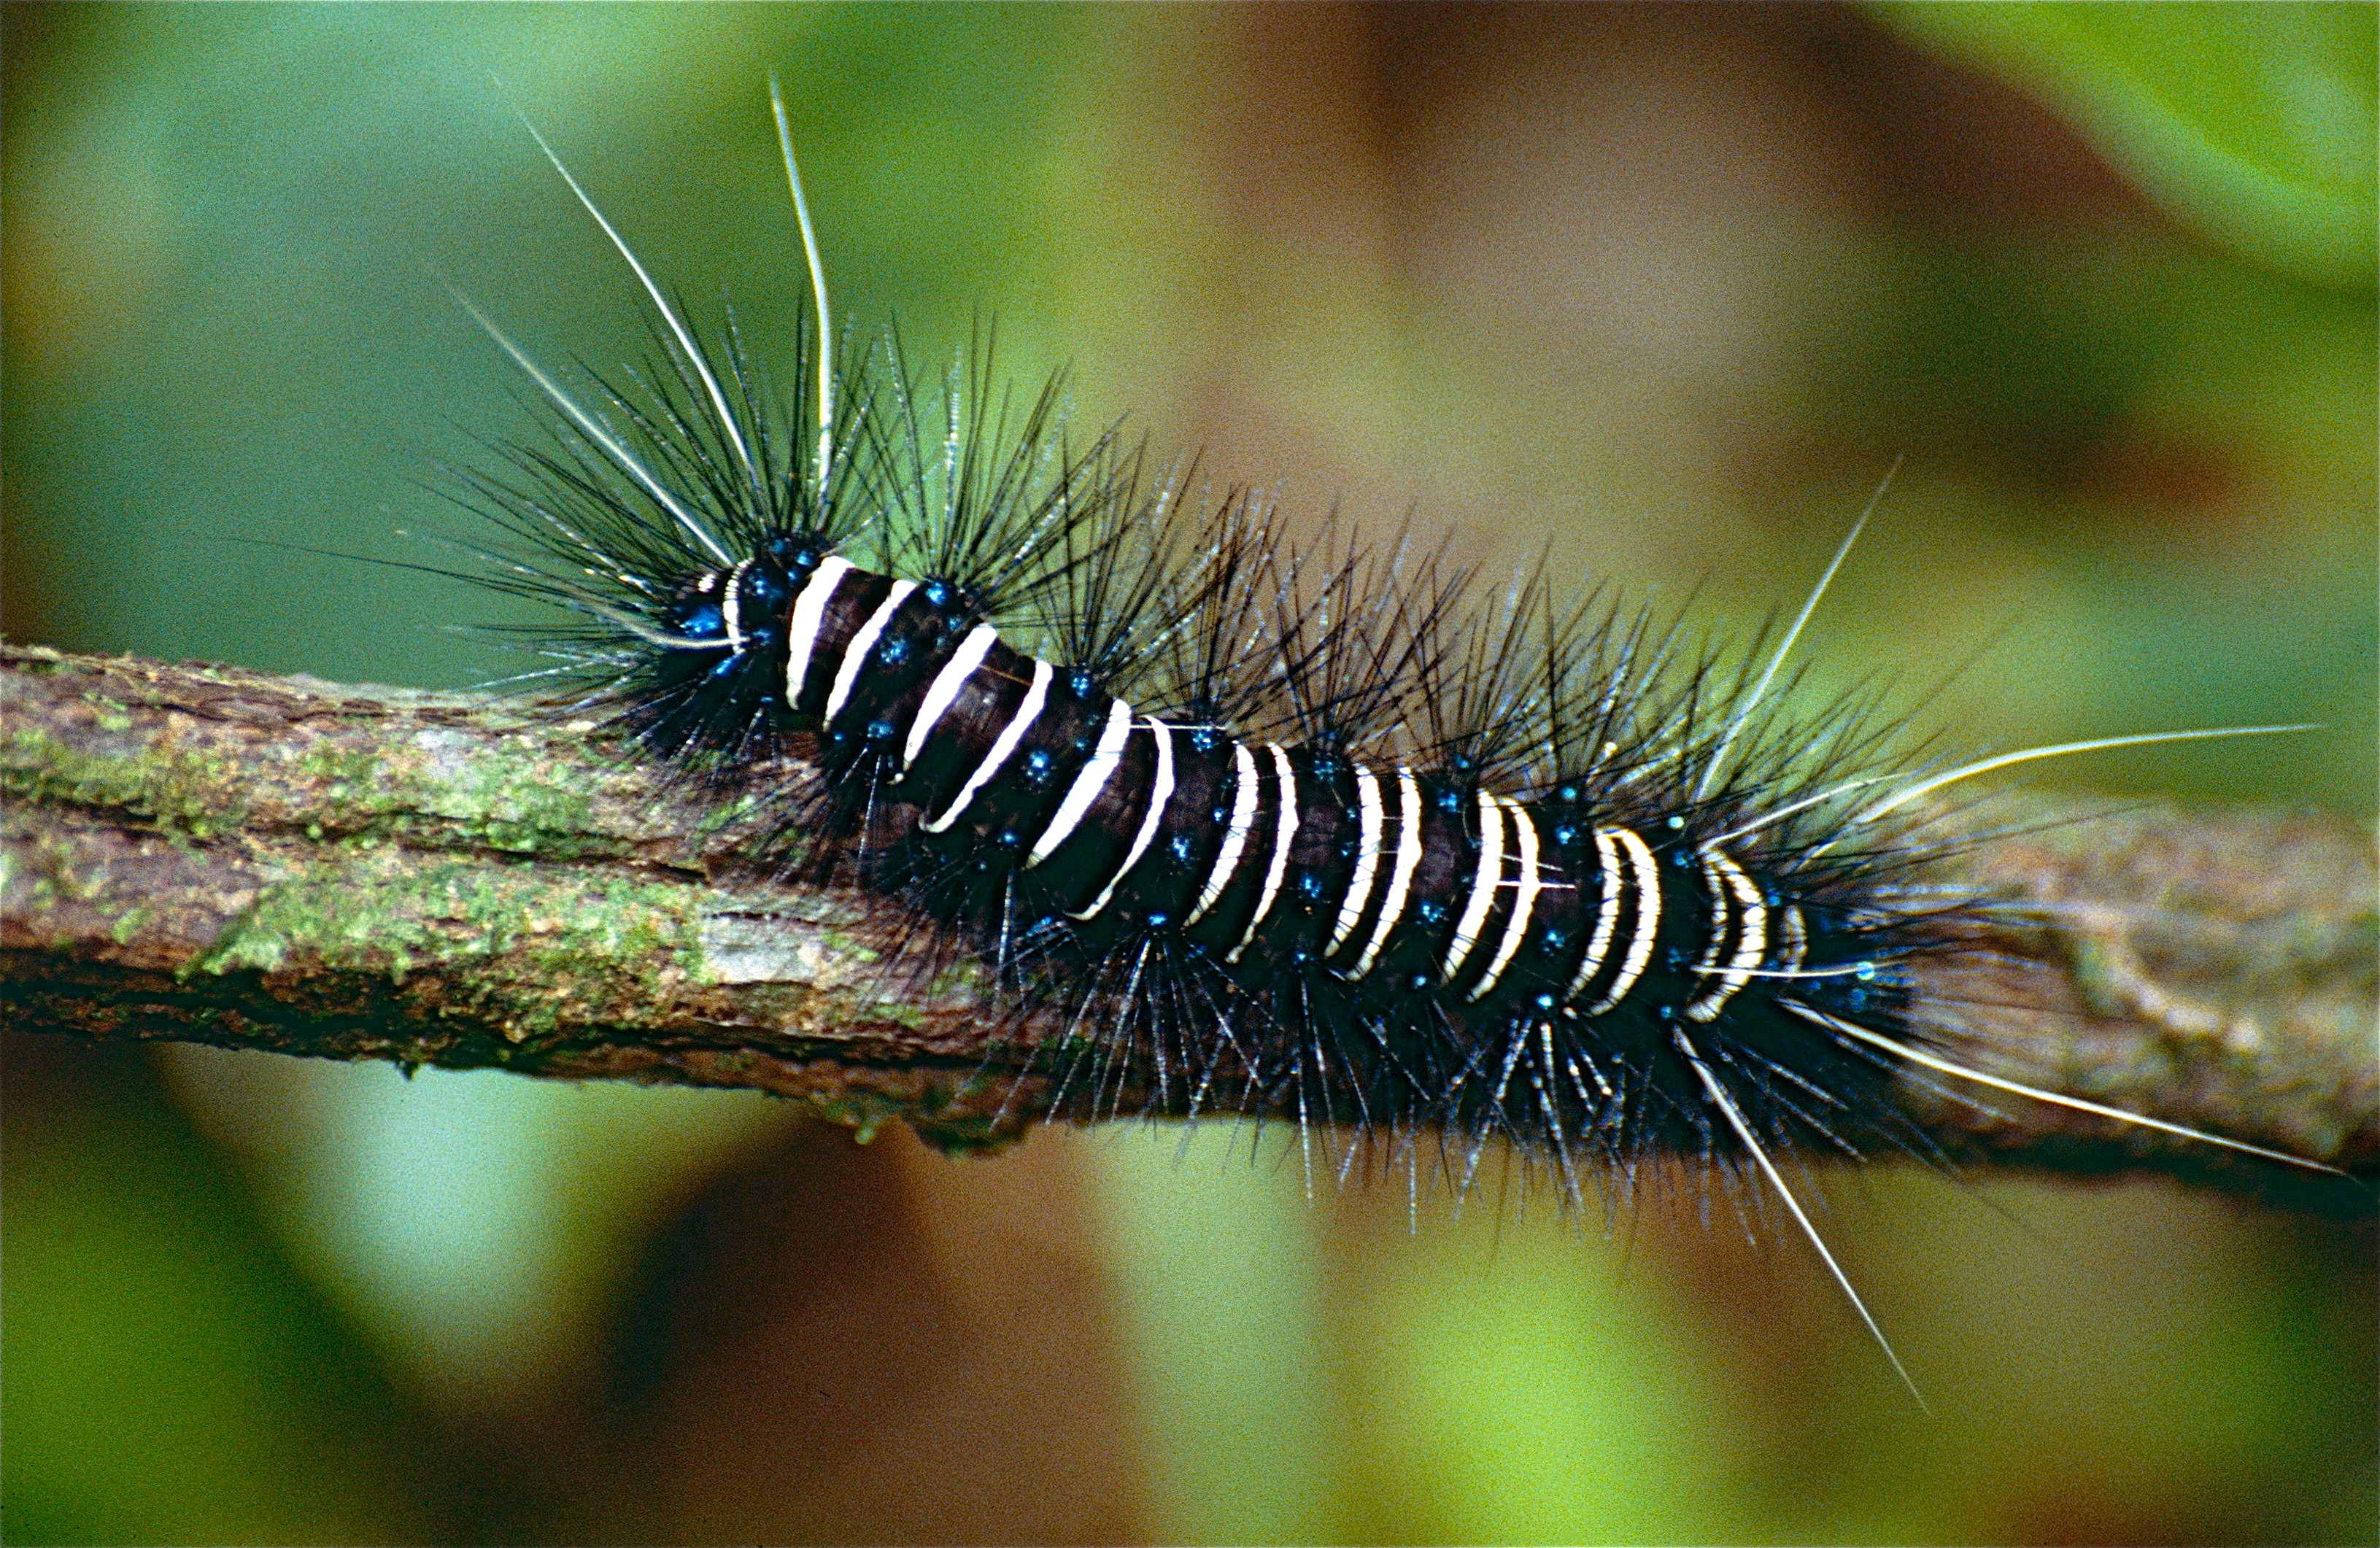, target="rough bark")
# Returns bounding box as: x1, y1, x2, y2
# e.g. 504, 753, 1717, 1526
4, 644, 2373, 1201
